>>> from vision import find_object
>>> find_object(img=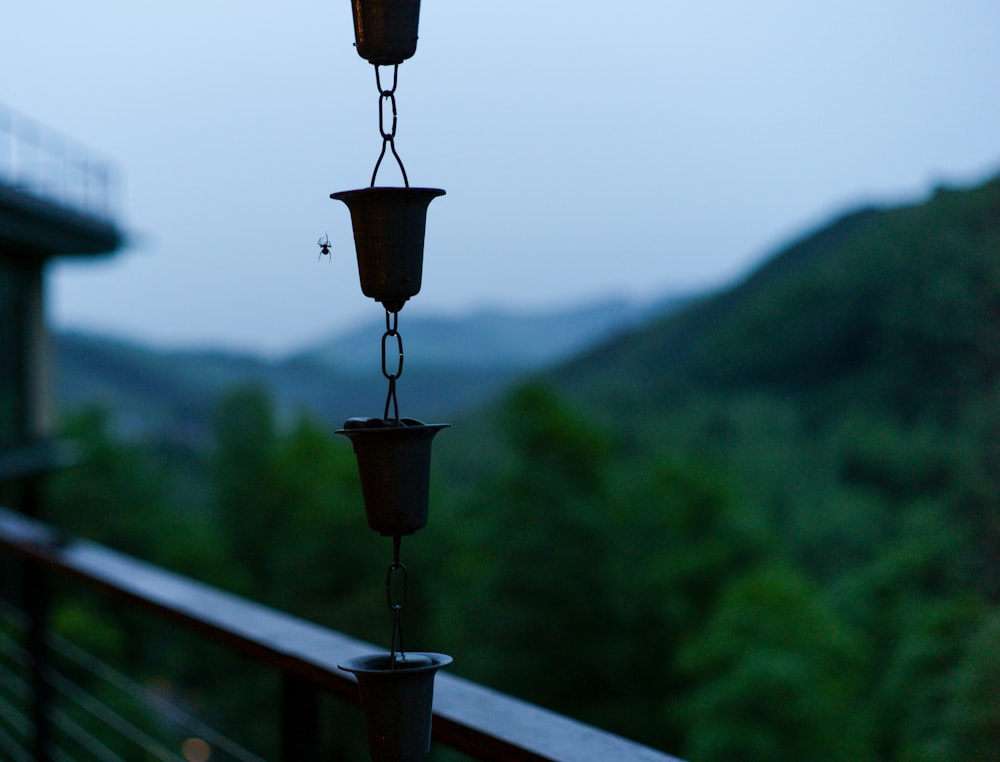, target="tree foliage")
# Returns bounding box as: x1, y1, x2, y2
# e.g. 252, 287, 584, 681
26, 175, 1000, 759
